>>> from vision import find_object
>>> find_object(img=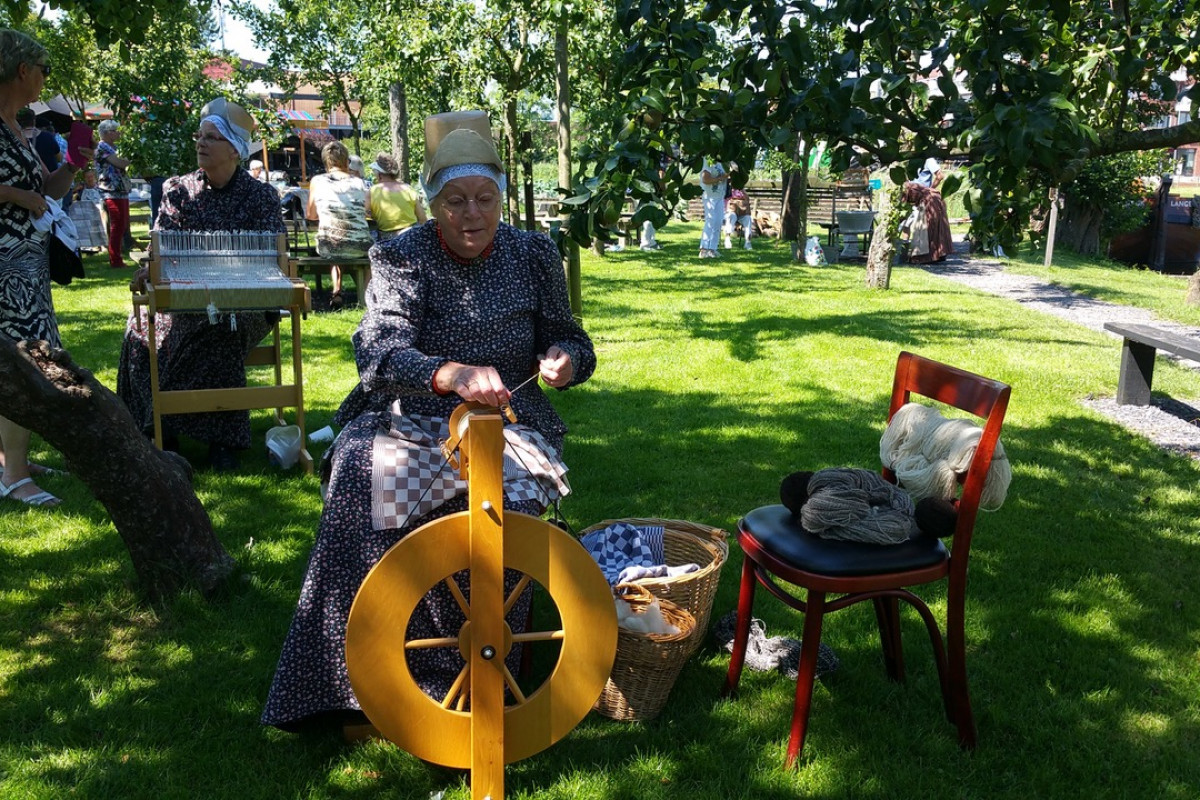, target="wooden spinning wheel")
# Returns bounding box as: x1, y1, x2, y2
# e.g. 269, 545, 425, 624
345, 403, 617, 799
